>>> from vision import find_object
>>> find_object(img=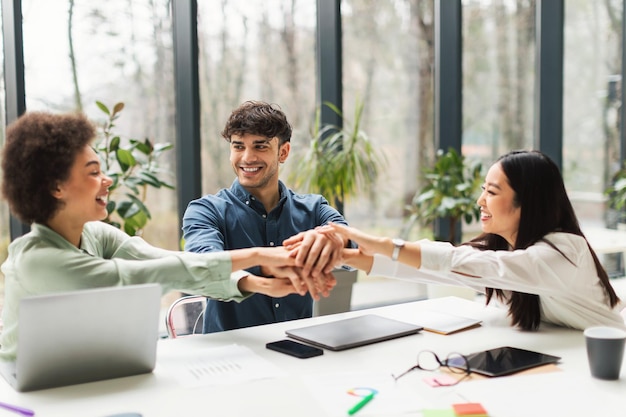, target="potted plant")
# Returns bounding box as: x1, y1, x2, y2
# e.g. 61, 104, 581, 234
402, 147, 483, 243
288, 99, 386, 214
288, 99, 386, 315
402, 148, 483, 300
94, 101, 175, 236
